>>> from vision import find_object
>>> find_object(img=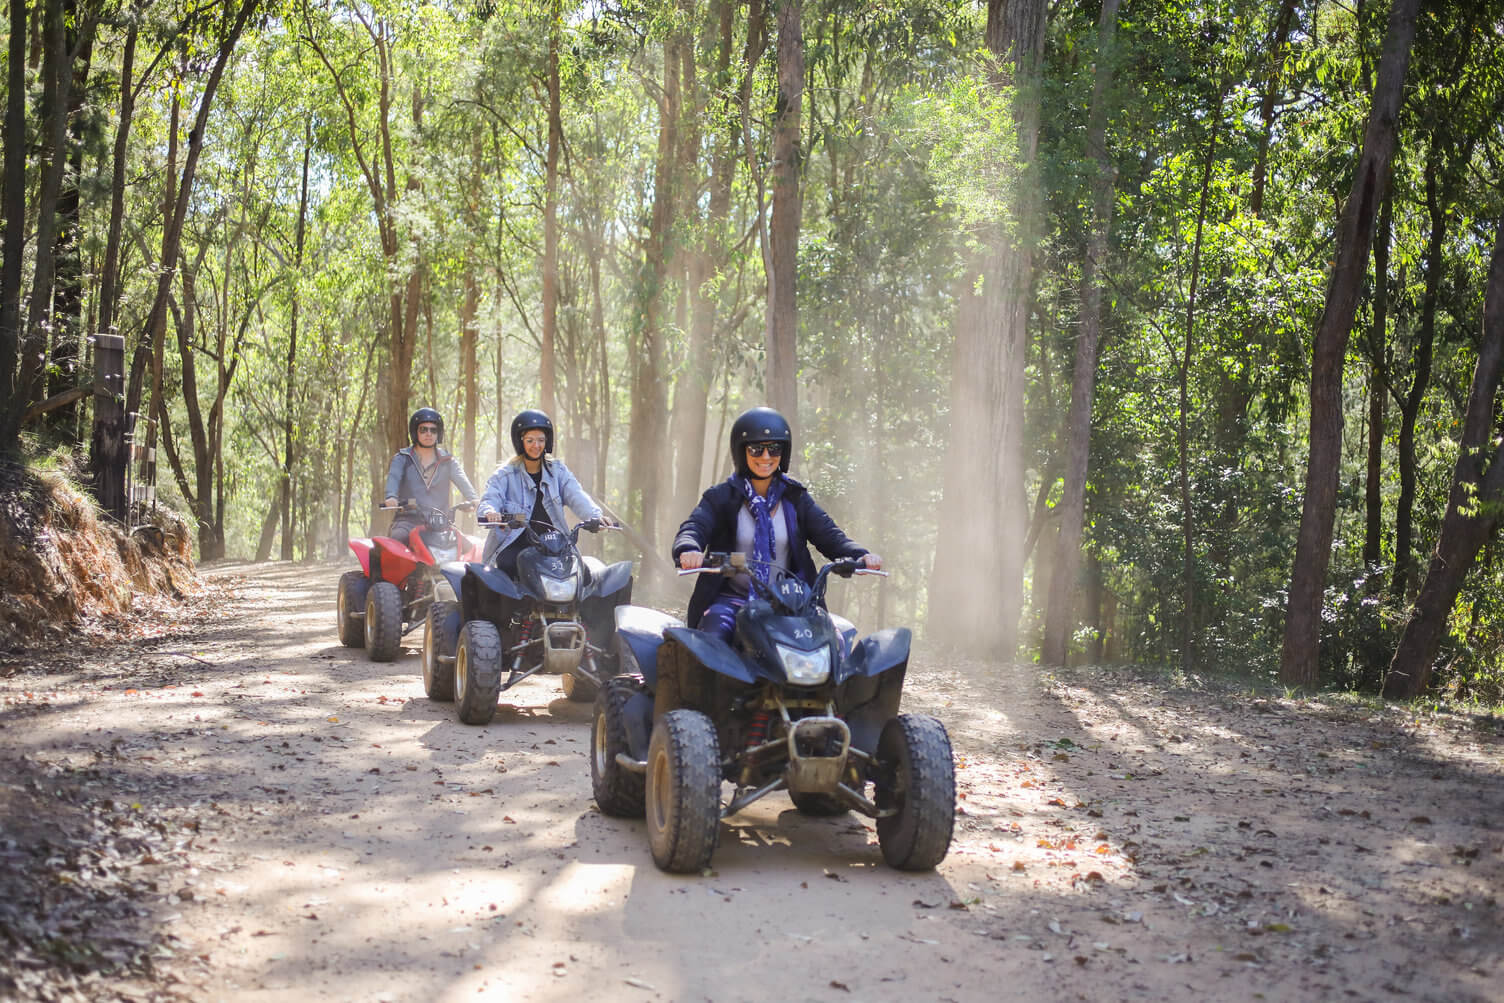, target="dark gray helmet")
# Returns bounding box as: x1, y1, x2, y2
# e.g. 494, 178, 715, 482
511, 409, 554, 456
729, 406, 791, 477
409, 407, 444, 446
